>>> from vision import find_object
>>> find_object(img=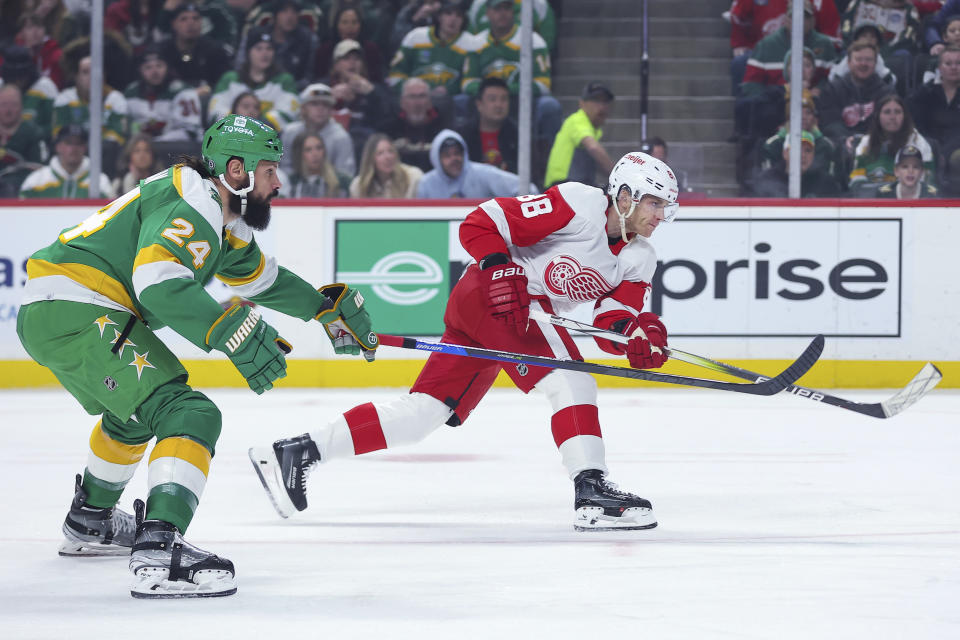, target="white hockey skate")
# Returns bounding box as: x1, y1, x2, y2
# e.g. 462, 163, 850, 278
248, 433, 321, 518
59, 474, 136, 557
128, 500, 236, 598
573, 470, 658, 531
